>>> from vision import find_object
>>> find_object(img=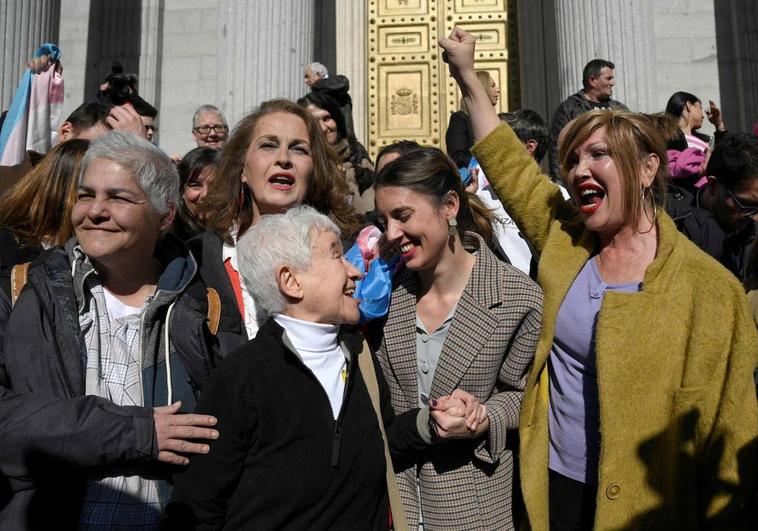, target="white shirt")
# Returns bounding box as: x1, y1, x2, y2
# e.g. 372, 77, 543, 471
102, 288, 143, 320
274, 314, 347, 419
222, 236, 267, 339
475, 165, 570, 275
